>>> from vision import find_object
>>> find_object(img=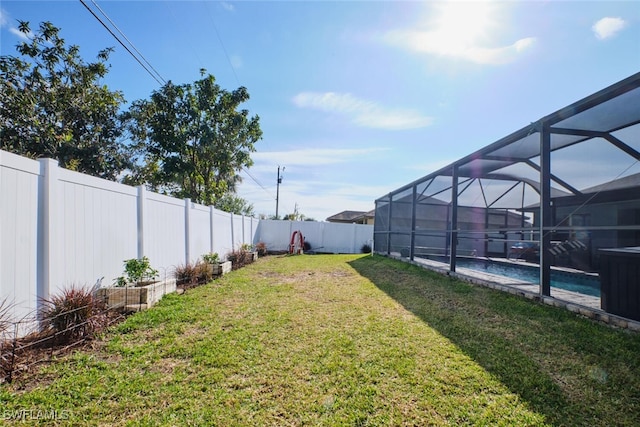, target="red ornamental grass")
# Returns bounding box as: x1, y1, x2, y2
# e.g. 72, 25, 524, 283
39, 285, 107, 345
174, 261, 212, 286
0, 298, 14, 337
